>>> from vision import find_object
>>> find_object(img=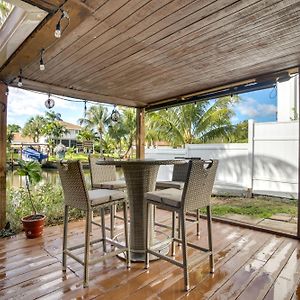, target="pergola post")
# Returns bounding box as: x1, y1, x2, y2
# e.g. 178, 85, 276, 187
298, 72, 300, 239
136, 108, 145, 159
0, 82, 7, 229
